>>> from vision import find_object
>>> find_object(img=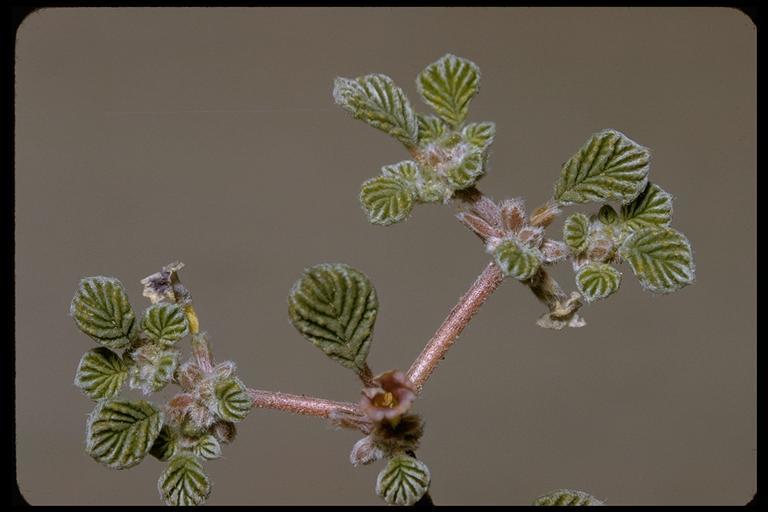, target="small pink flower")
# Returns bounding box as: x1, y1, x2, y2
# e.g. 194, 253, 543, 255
359, 370, 417, 423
